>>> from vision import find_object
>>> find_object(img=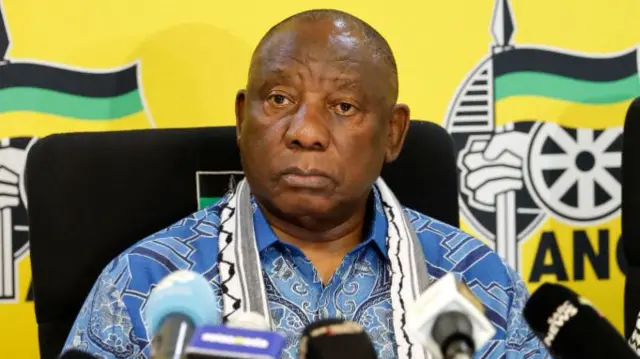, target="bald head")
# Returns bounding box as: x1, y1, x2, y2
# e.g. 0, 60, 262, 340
250, 9, 399, 102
